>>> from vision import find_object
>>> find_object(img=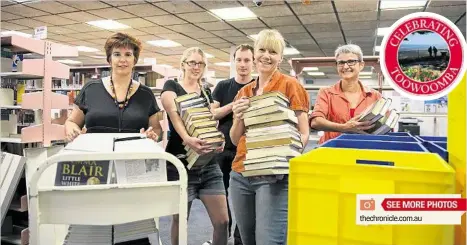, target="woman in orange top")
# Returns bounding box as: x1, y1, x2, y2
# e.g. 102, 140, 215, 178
229, 29, 310, 245
310, 44, 382, 144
